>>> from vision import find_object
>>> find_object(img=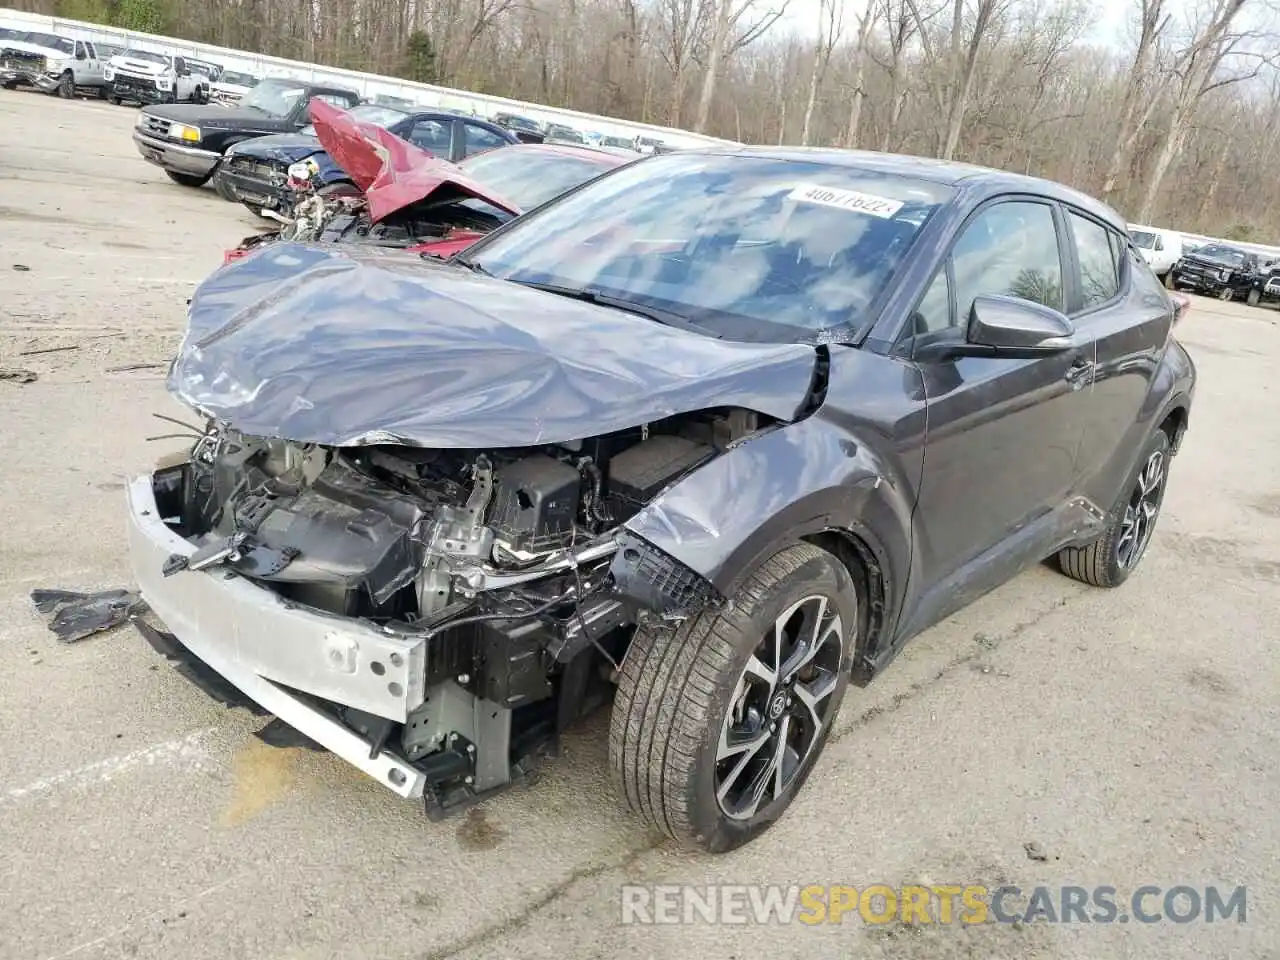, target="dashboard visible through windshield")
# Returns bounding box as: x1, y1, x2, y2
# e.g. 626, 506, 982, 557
465, 153, 949, 343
